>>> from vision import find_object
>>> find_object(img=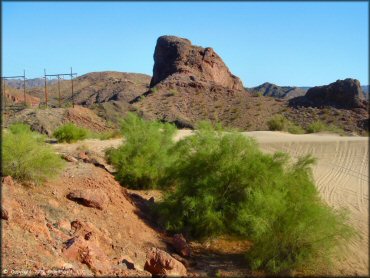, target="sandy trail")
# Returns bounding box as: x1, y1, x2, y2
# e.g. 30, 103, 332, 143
54, 131, 368, 275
